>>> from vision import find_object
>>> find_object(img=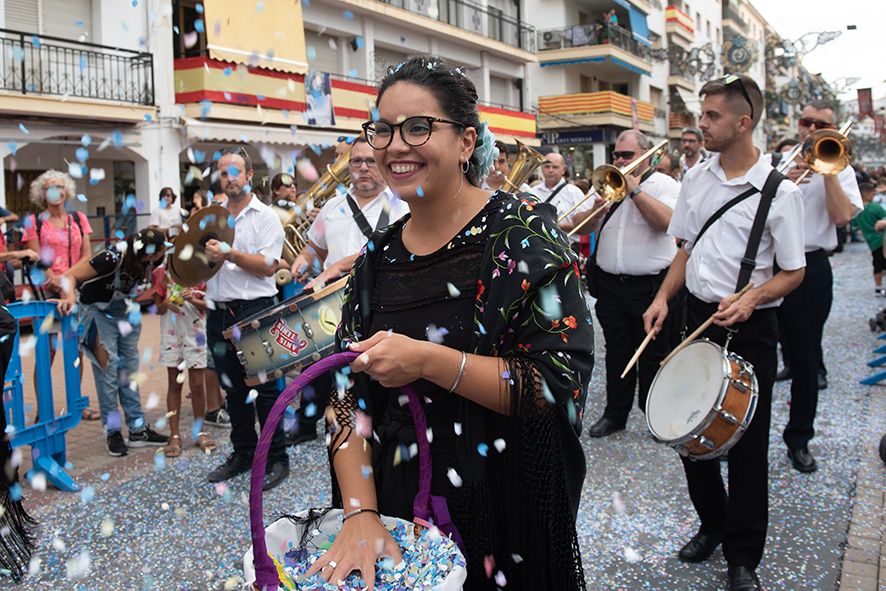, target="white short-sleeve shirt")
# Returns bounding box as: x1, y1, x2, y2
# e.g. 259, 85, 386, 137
792, 163, 863, 251
668, 151, 806, 308
529, 179, 588, 244
596, 171, 681, 275
150, 206, 183, 237
307, 187, 409, 270
206, 195, 284, 302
